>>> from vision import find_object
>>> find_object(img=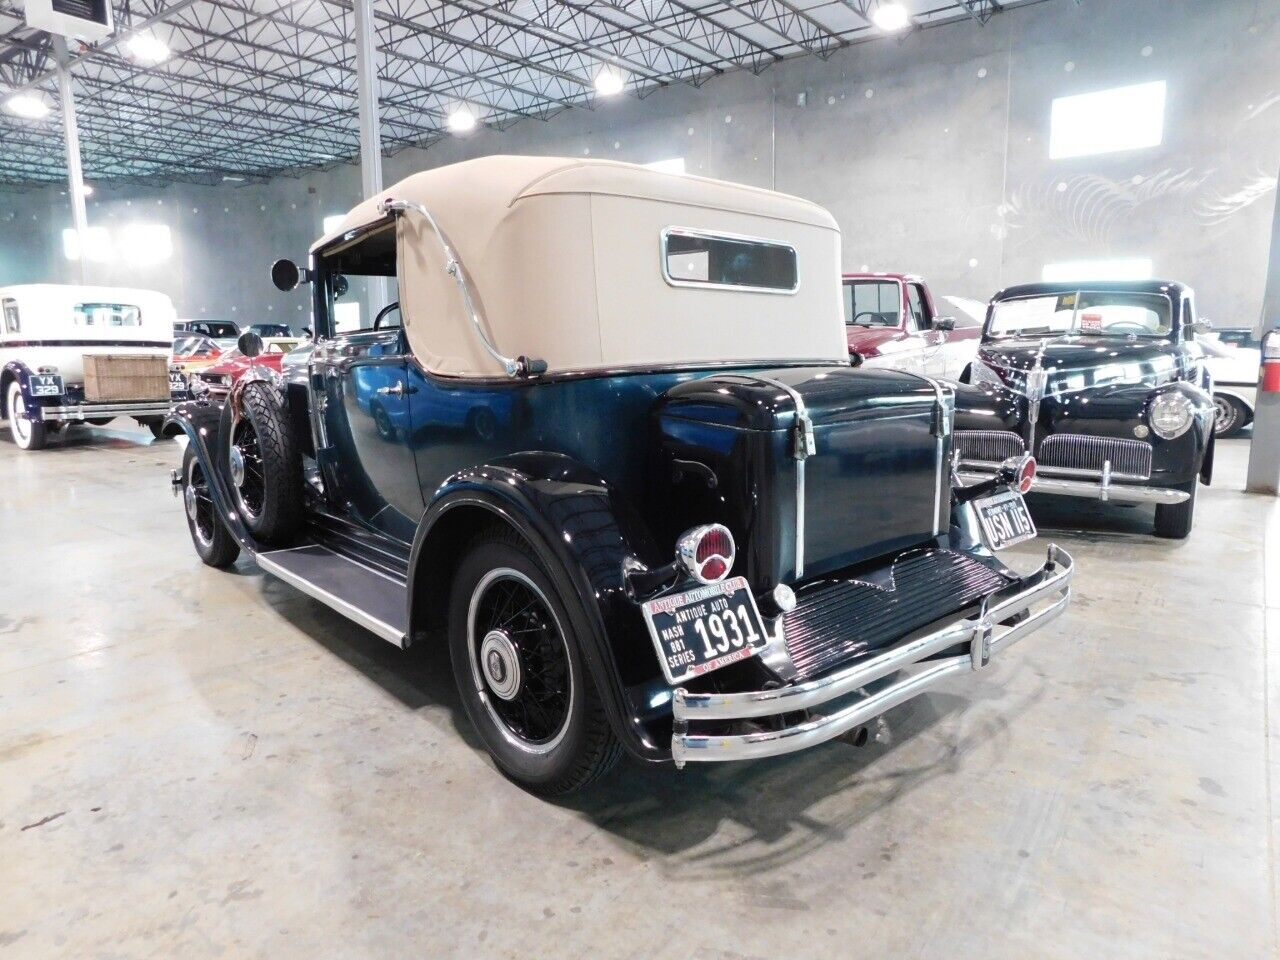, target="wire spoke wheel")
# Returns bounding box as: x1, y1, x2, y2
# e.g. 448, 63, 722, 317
467, 568, 573, 753
231, 419, 266, 518
185, 458, 217, 546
